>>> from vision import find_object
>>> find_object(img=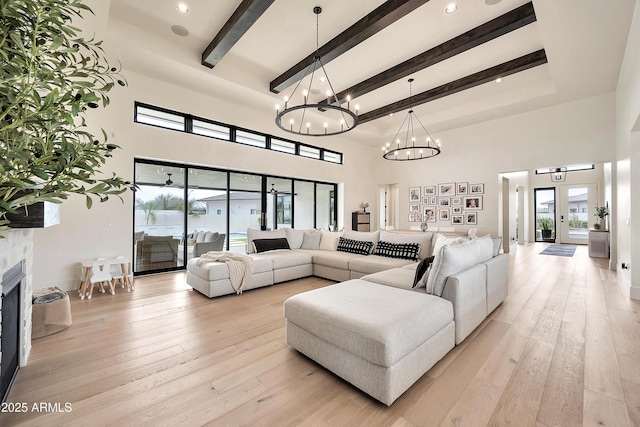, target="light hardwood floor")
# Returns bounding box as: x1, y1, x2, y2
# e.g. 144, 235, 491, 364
1, 243, 639, 426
